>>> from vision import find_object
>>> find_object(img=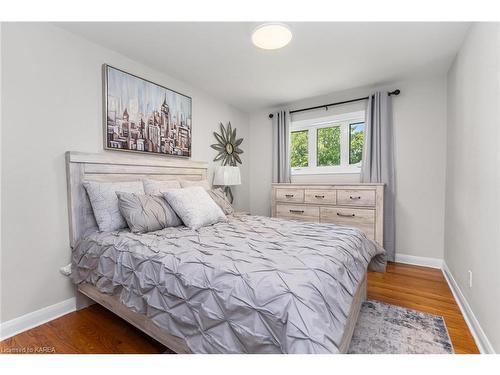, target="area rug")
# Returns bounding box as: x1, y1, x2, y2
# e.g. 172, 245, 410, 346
348, 300, 454, 354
